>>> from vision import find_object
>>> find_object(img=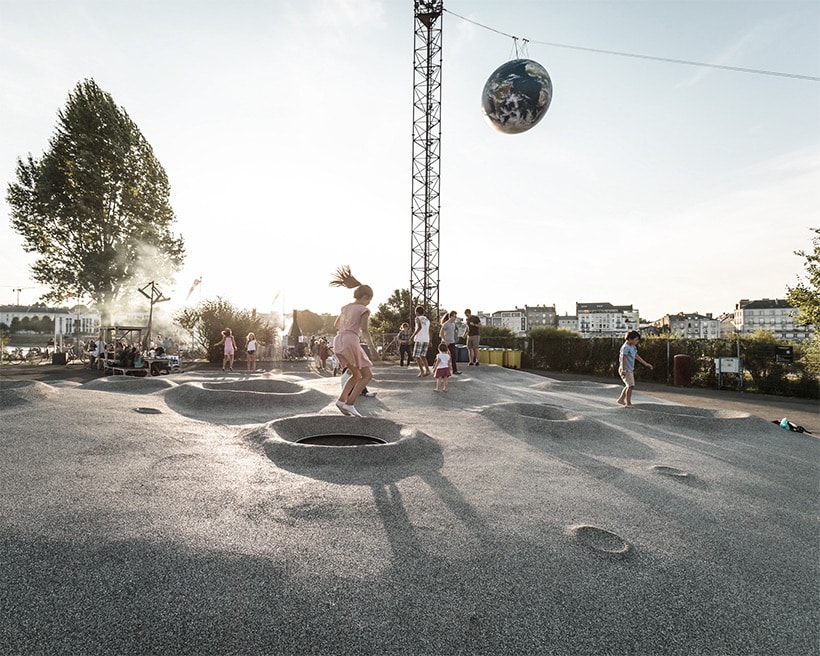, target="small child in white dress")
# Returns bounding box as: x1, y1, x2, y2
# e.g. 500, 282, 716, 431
433, 342, 452, 392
